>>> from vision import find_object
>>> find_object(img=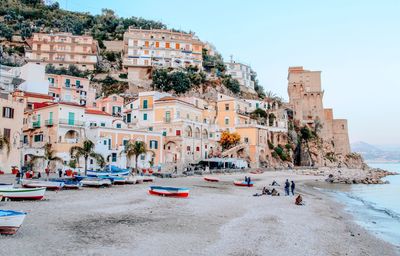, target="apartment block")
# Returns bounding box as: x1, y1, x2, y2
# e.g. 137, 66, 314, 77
25, 33, 98, 70
123, 28, 203, 80
225, 60, 255, 89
